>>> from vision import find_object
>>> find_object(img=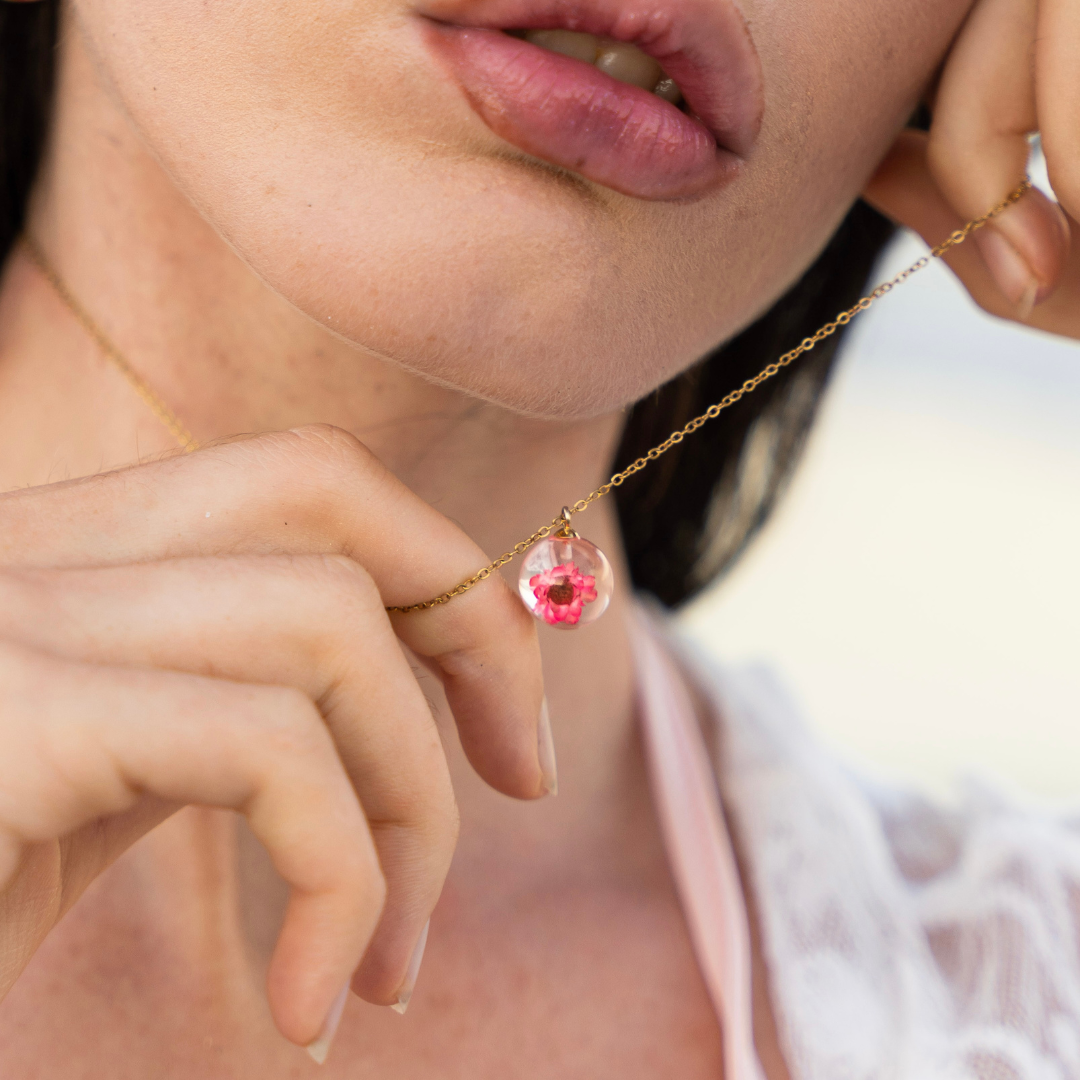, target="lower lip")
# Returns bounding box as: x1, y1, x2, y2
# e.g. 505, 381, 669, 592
422, 25, 740, 201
